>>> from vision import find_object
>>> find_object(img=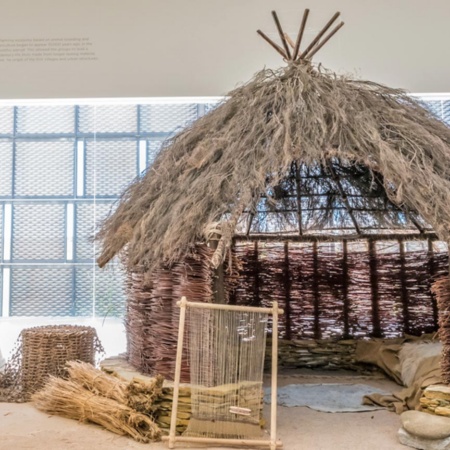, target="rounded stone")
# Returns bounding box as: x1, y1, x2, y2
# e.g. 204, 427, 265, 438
401, 410, 450, 440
